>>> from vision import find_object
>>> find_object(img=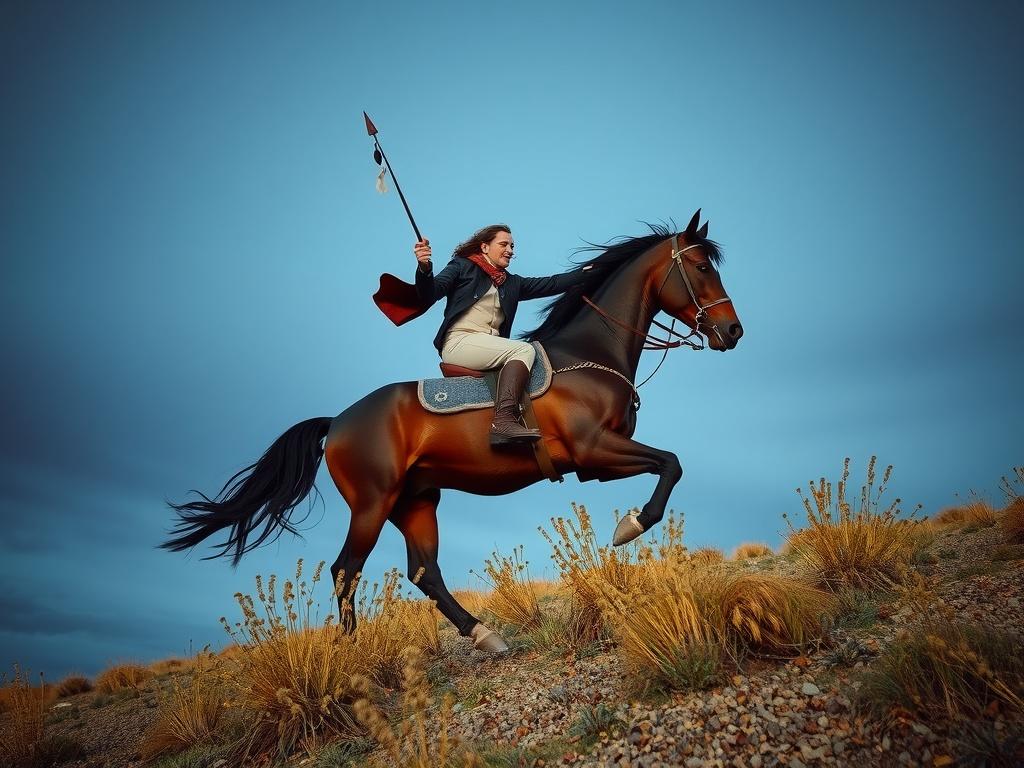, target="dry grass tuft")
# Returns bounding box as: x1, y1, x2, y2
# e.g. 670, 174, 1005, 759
451, 588, 489, 617
354, 568, 441, 688
597, 565, 726, 692
95, 663, 152, 693
0, 667, 49, 766
149, 657, 195, 677
222, 559, 370, 762
859, 619, 1023, 722
689, 547, 725, 567
720, 574, 834, 653
932, 498, 998, 529
540, 503, 651, 641
530, 578, 565, 601
858, 578, 1024, 723
55, 675, 93, 698
731, 542, 774, 561
140, 653, 224, 760
221, 559, 443, 763
352, 646, 482, 767
999, 466, 1024, 502
785, 456, 923, 589
596, 562, 831, 692
1001, 496, 1024, 544
473, 545, 542, 630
